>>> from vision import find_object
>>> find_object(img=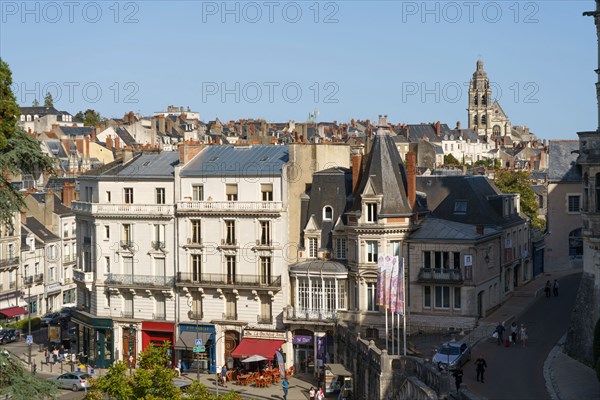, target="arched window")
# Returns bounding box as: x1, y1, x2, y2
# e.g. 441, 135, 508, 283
26, 115, 31, 122
584, 173, 589, 211
569, 228, 583, 257
474, 95, 478, 105
323, 206, 333, 221
482, 94, 487, 106
493, 125, 501, 136
481, 115, 487, 126
473, 115, 478, 126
